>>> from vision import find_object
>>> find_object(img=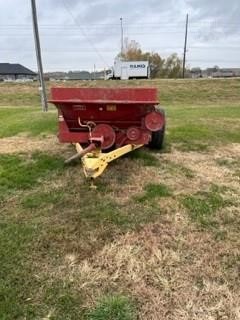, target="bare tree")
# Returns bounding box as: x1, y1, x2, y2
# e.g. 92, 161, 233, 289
117, 38, 182, 78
